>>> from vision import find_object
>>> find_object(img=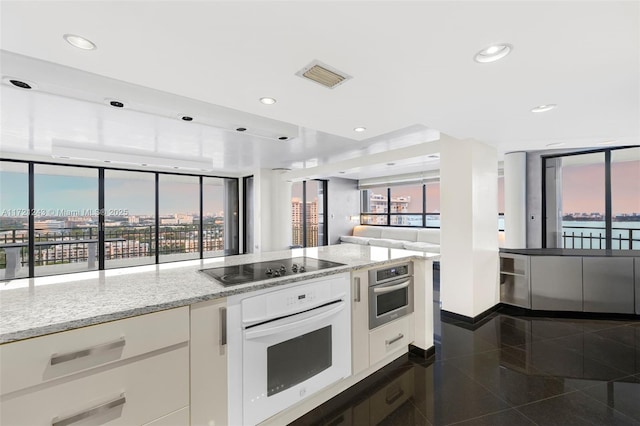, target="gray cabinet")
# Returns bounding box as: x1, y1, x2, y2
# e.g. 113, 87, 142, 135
636, 258, 640, 315
583, 258, 635, 314
499, 254, 530, 308
530, 256, 582, 311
